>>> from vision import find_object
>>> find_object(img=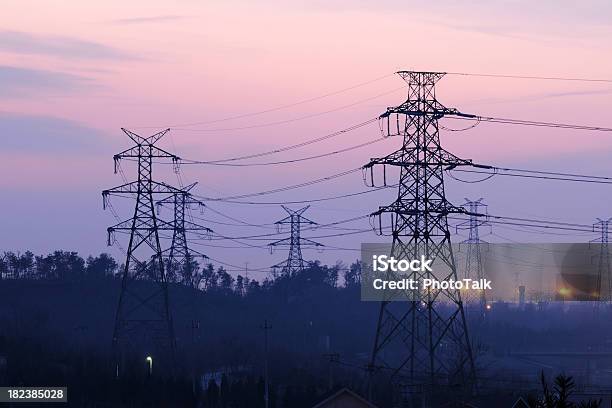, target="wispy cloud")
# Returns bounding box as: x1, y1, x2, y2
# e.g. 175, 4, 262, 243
0, 112, 109, 153
0, 30, 132, 60
0, 66, 92, 97
111, 15, 185, 25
